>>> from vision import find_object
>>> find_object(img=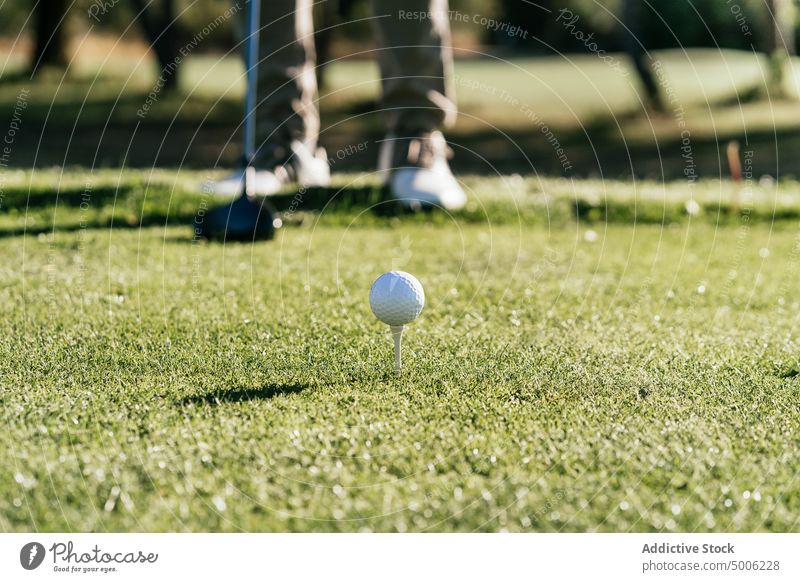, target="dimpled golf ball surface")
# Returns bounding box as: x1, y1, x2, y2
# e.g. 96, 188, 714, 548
369, 271, 425, 326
